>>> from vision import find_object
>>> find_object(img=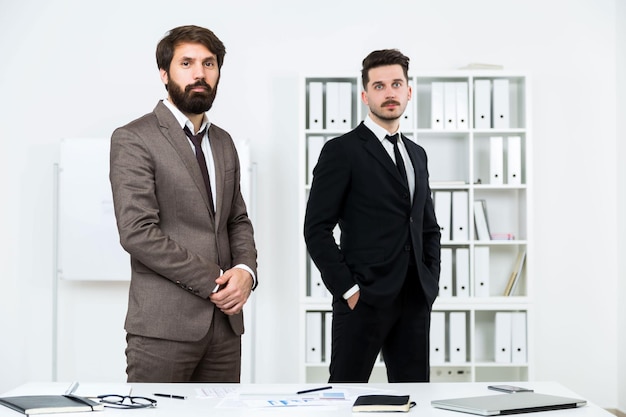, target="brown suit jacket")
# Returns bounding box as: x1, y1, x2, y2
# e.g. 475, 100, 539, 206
109, 101, 257, 341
